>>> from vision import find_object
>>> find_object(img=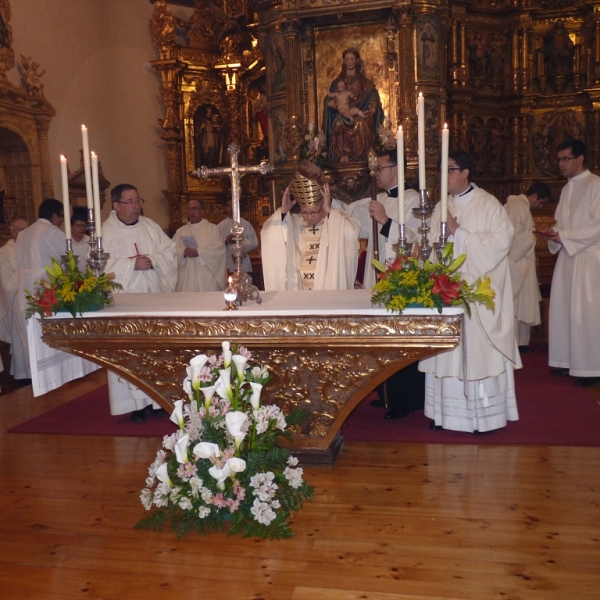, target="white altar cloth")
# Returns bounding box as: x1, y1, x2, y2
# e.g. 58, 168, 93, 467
72, 289, 463, 318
